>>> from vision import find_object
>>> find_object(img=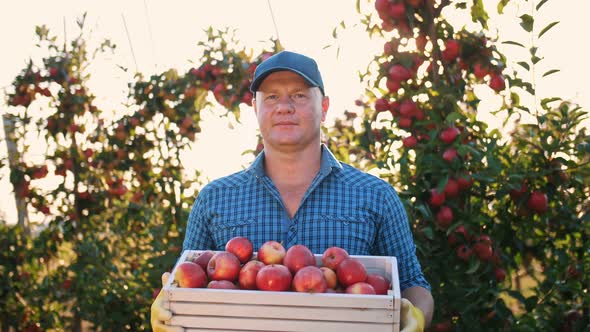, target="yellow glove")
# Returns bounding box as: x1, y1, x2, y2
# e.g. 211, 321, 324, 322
400, 298, 425, 332
151, 272, 184, 332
